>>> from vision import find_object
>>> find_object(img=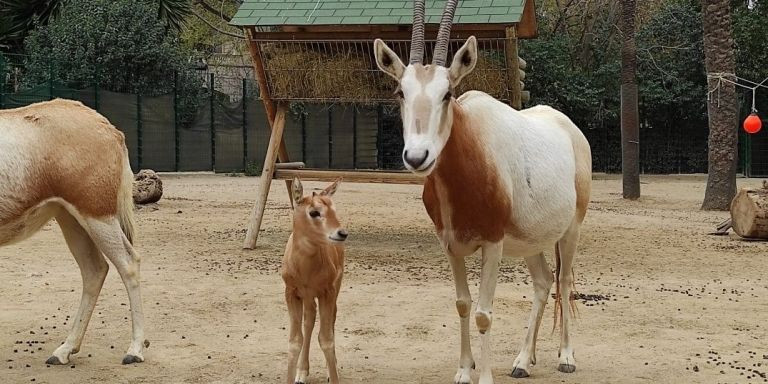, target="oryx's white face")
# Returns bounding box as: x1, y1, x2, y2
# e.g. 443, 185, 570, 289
374, 36, 479, 175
